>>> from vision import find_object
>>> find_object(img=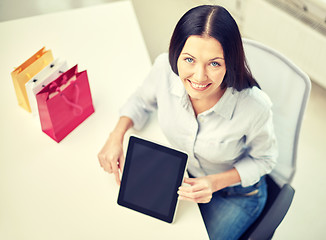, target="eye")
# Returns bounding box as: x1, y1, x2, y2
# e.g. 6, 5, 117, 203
210, 62, 220, 67
185, 57, 194, 63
